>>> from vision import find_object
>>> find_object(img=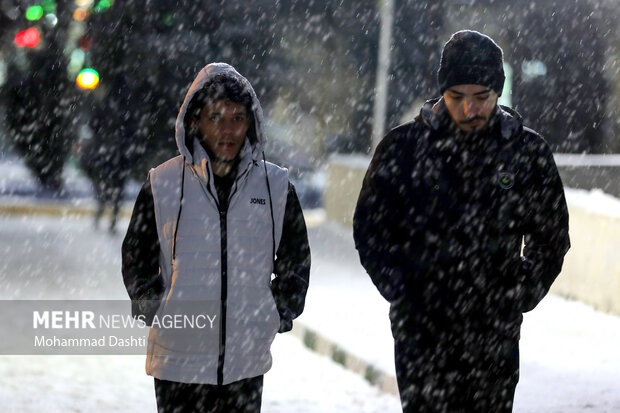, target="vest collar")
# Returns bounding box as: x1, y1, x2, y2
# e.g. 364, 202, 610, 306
189, 137, 255, 203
